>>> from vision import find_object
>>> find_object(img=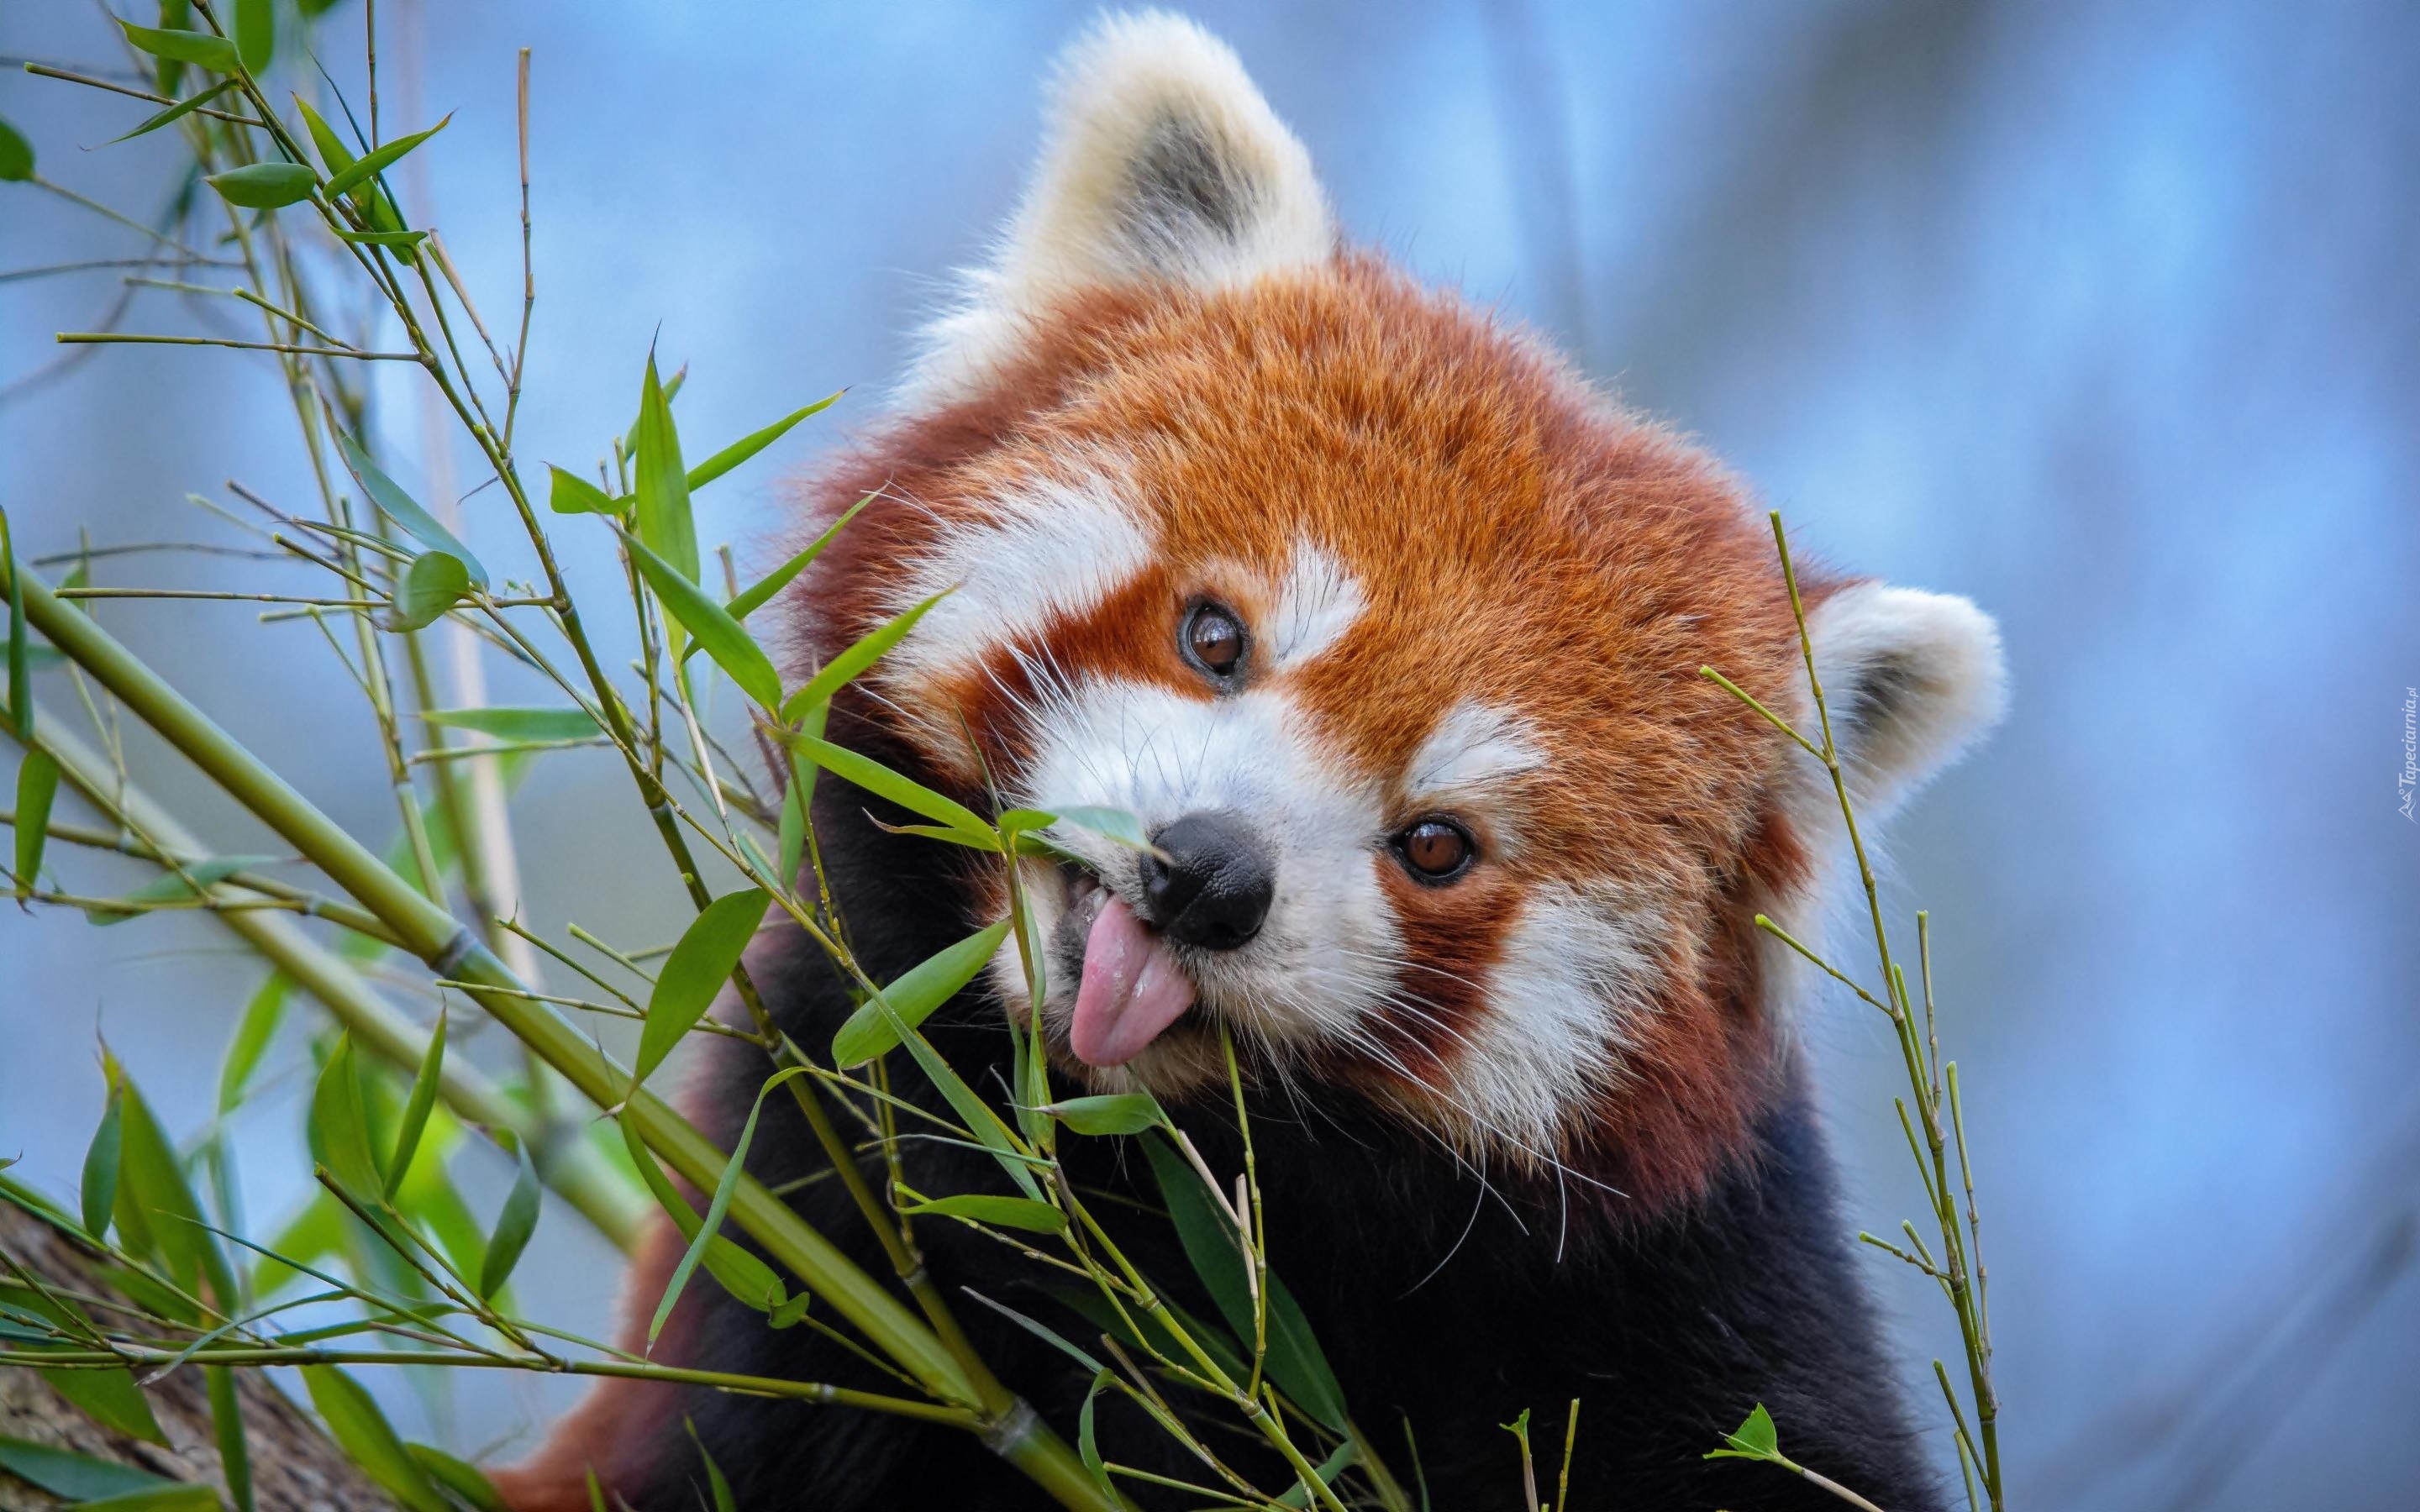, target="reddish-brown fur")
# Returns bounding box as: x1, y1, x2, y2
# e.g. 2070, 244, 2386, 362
786, 254, 1833, 1209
